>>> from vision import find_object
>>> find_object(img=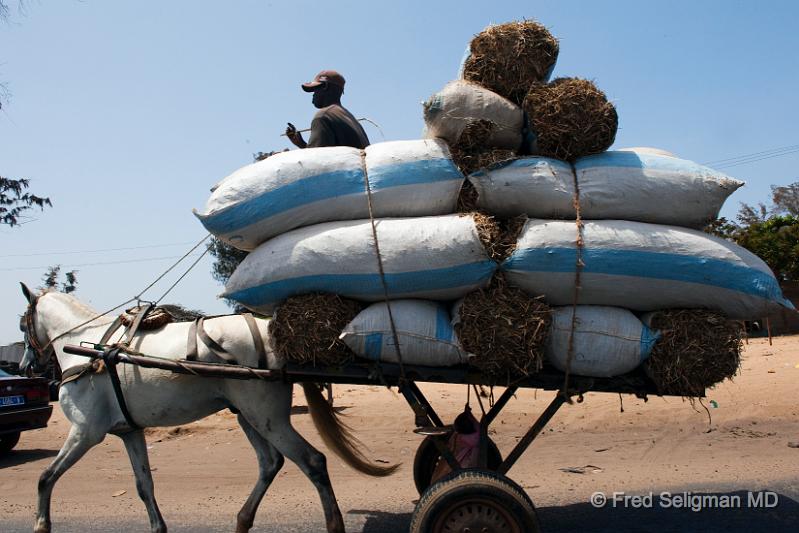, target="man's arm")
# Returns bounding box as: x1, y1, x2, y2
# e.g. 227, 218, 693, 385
285, 123, 307, 149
